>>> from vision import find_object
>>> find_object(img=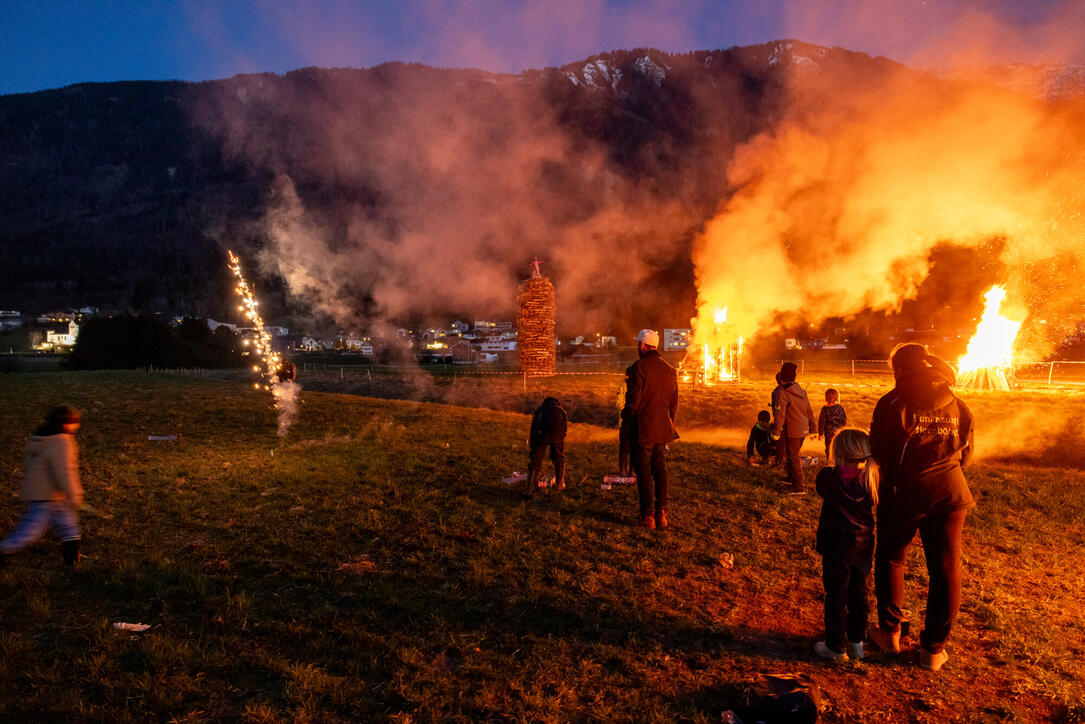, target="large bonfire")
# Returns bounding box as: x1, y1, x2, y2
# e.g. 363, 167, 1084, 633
683, 306, 743, 385
956, 285, 1023, 390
